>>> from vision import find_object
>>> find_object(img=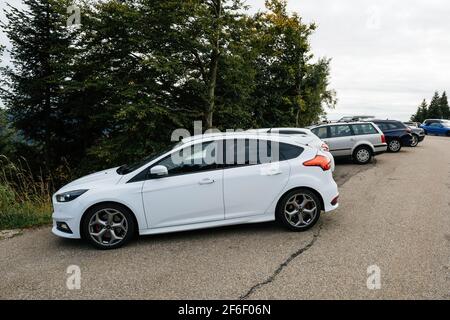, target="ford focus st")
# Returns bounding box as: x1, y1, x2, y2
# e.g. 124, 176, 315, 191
52, 132, 339, 249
